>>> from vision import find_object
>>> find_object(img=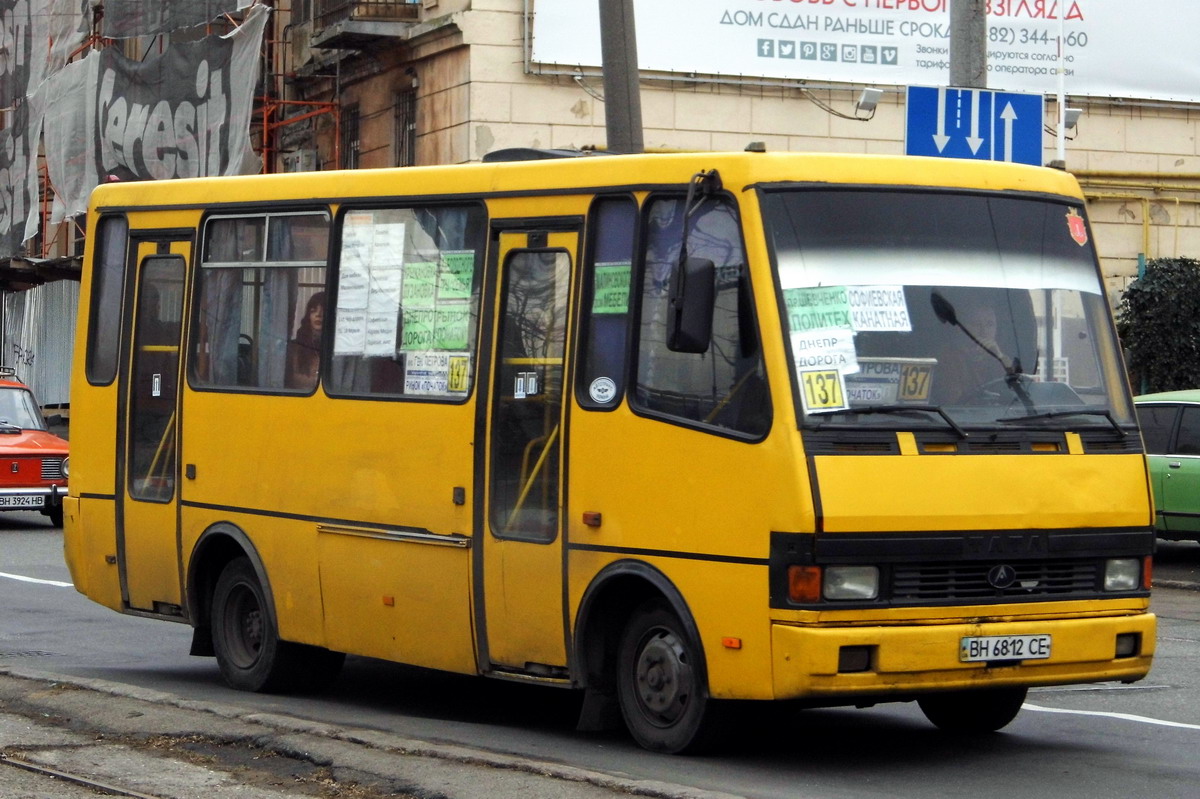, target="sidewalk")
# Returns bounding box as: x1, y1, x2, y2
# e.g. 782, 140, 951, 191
0, 666, 738, 799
